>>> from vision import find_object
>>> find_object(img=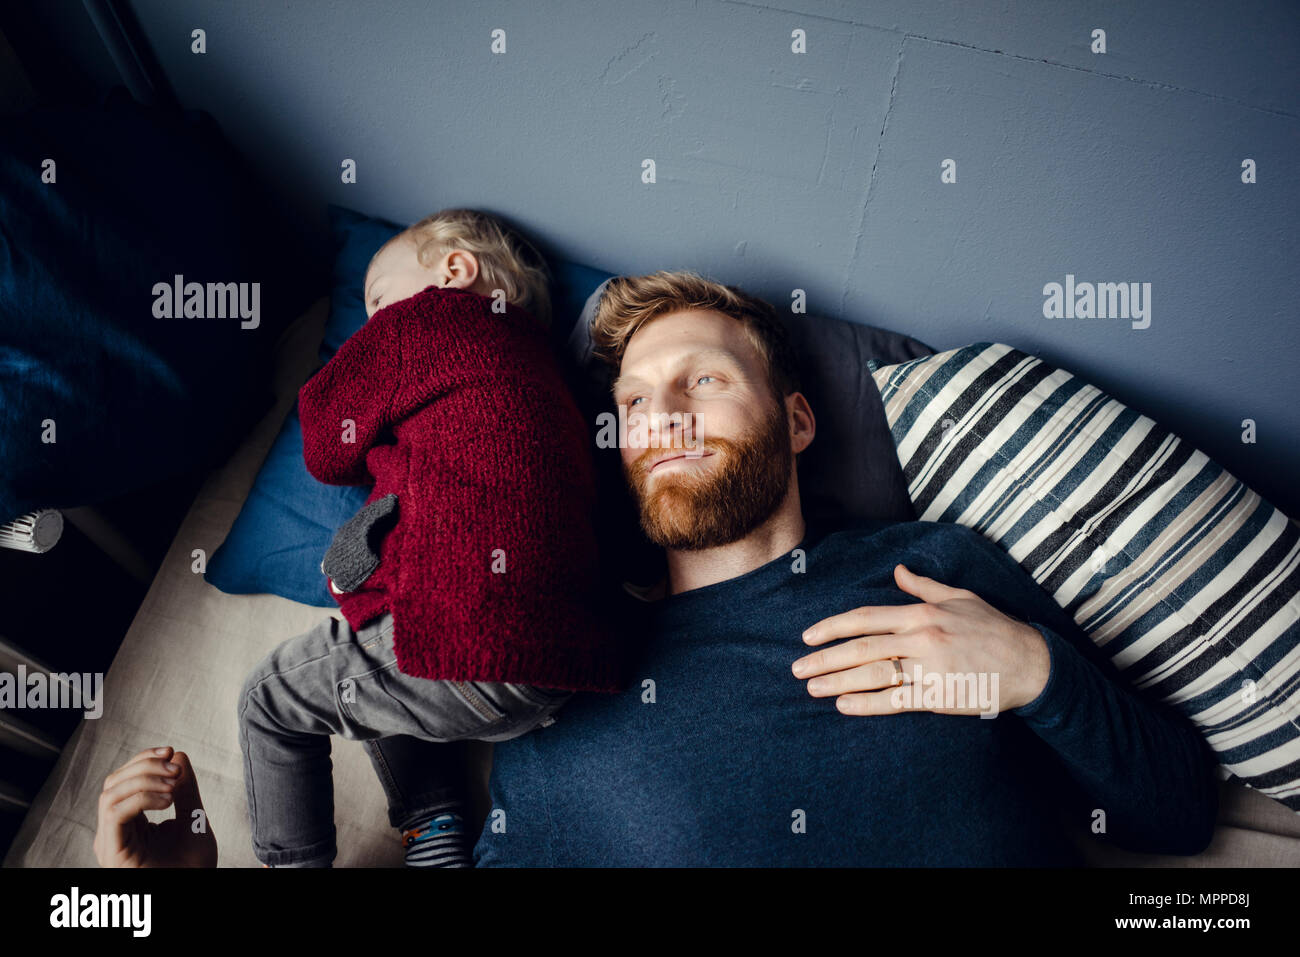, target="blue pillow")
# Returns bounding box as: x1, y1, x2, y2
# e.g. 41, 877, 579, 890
205, 204, 612, 604
316, 205, 404, 360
